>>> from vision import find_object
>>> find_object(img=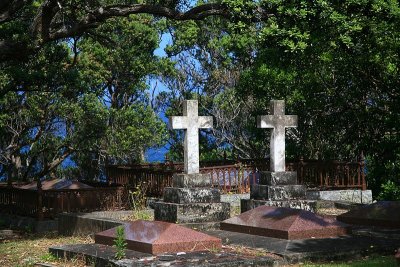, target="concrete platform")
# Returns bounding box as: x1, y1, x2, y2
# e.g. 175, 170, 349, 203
49, 243, 280, 267
337, 201, 400, 228
206, 228, 400, 263
95, 220, 221, 254
50, 227, 400, 266
221, 206, 350, 239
